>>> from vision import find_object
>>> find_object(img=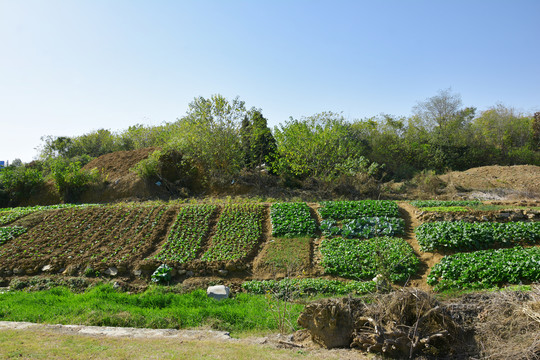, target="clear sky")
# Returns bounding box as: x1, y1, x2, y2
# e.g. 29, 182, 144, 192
1, 0, 539, 163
